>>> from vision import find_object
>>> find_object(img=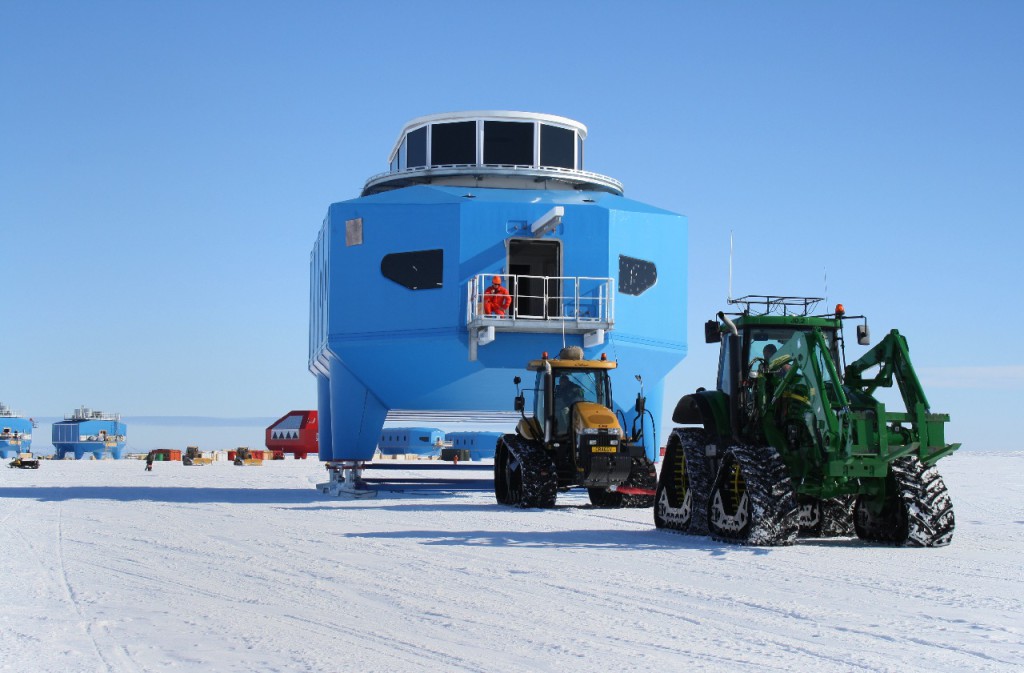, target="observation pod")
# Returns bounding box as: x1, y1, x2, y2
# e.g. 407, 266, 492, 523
52, 407, 127, 460
0, 403, 34, 459
310, 111, 687, 464
265, 410, 319, 459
